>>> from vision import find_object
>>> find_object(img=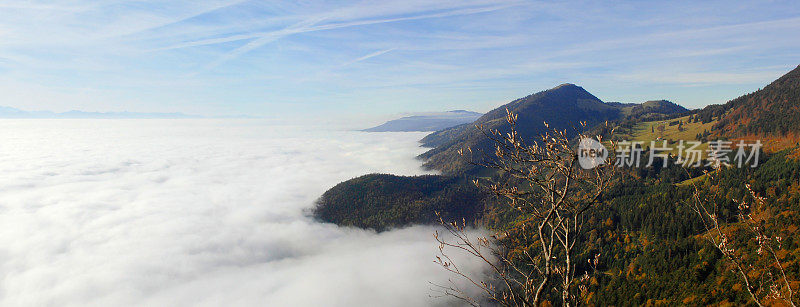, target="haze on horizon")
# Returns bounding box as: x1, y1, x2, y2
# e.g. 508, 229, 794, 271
0, 0, 798, 119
